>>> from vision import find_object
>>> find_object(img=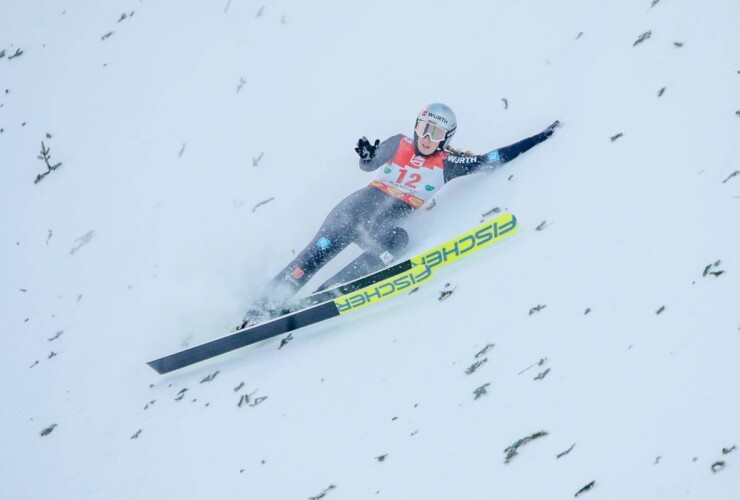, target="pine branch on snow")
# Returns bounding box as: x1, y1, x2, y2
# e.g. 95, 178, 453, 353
308, 484, 336, 500
278, 333, 294, 349
518, 358, 548, 375
722, 171, 740, 183
465, 358, 488, 375
504, 430, 548, 463
35, 141, 62, 184
711, 461, 725, 473
529, 304, 547, 315
575, 480, 596, 497
534, 368, 551, 381
557, 443, 576, 459
253, 197, 275, 212
633, 31, 652, 46
40, 424, 57, 437
473, 383, 490, 400
200, 371, 220, 383
475, 343, 495, 358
